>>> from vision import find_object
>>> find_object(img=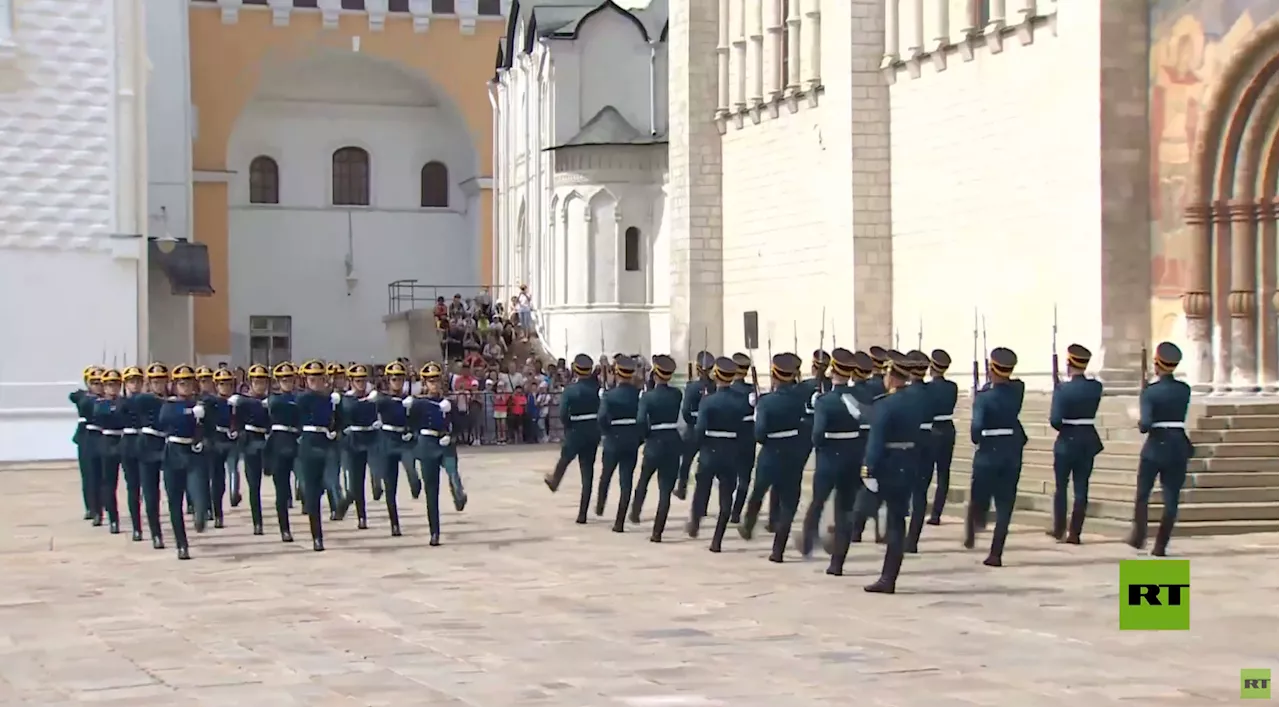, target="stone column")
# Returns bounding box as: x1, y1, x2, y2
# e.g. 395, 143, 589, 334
1260, 197, 1279, 389
986, 0, 1006, 29
904, 0, 923, 59
1182, 203, 1214, 386
802, 0, 821, 91
1212, 201, 1233, 388
732, 0, 747, 112
717, 0, 730, 116
928, 0, 949, 54
748, 0, 763, 105
882, 0, 899, 64
764, 0, 782, 98
1228, 200, 1259, 388
785, 0, 800, 91
668, 0, 725, 359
